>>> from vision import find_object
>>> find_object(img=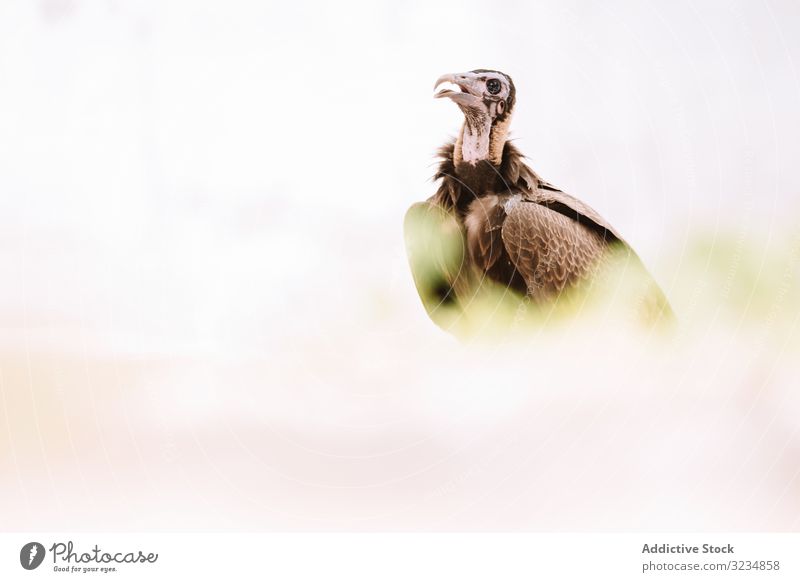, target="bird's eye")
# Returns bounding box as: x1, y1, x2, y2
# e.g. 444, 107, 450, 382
486, 79, 502, 95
